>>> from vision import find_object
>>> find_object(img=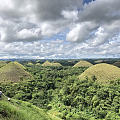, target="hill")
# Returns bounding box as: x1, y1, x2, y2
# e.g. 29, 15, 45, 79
94, 60, 104, 64
36, 63, 41, 66
73, 60, 93, 68
0, 61, 8, 68
42, 61, 62, 67
42, 61, 52, 67
27, 62, 34, 66
79, 63, 120, 84
113, 61, 120, 67
0, 98, 60, 120
51, 63, 62, 67
0, 62, 32, 83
